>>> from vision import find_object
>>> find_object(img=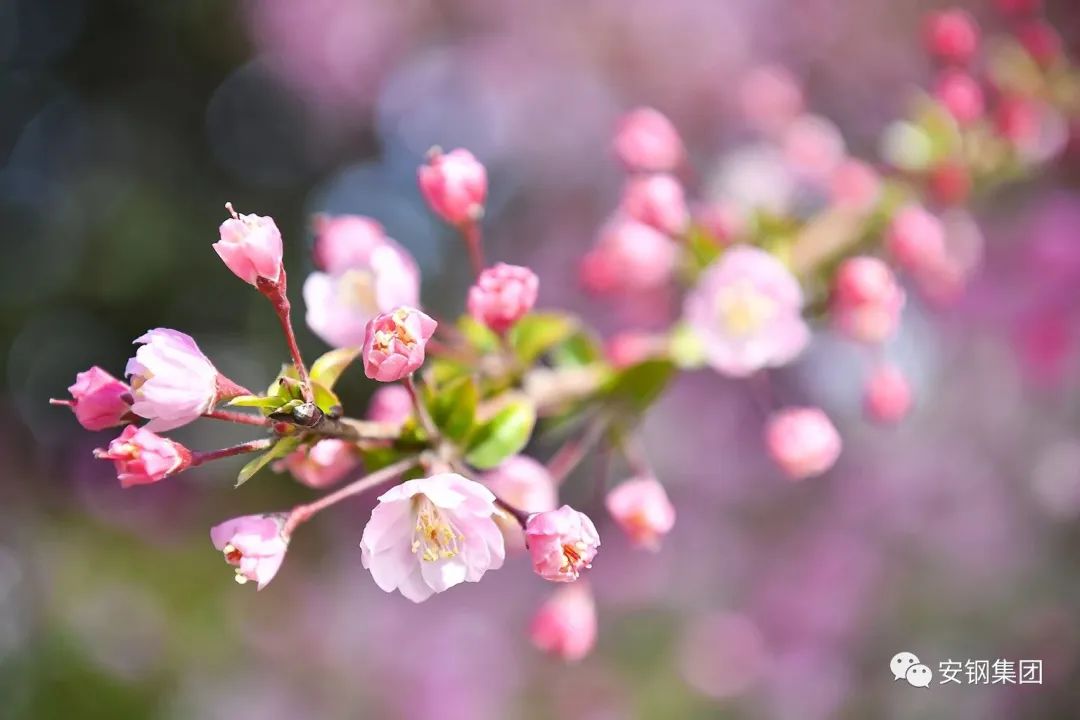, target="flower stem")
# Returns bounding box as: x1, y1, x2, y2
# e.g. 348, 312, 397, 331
461, 220, 485, 278
192, 438, 273, 466
258, 270, 313, 404
547, 414, 610, 485
404, 375, 440, 441
283, 455, 420, 536
203, 409, 269, 427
